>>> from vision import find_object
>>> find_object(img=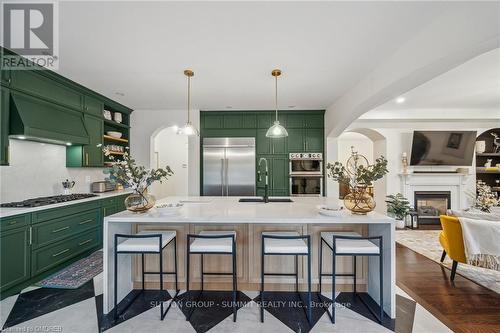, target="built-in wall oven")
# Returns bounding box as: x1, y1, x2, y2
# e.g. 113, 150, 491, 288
289, 153, 323, 196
